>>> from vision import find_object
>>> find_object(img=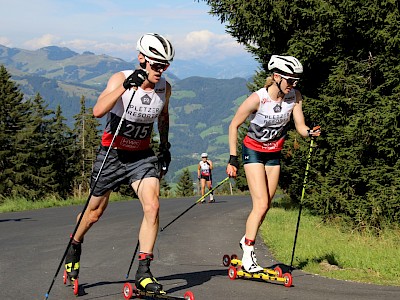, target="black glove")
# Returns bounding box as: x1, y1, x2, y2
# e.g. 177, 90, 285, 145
158, 142, 171, 175
228, 155, 239, 169
123, 69, 148, 90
